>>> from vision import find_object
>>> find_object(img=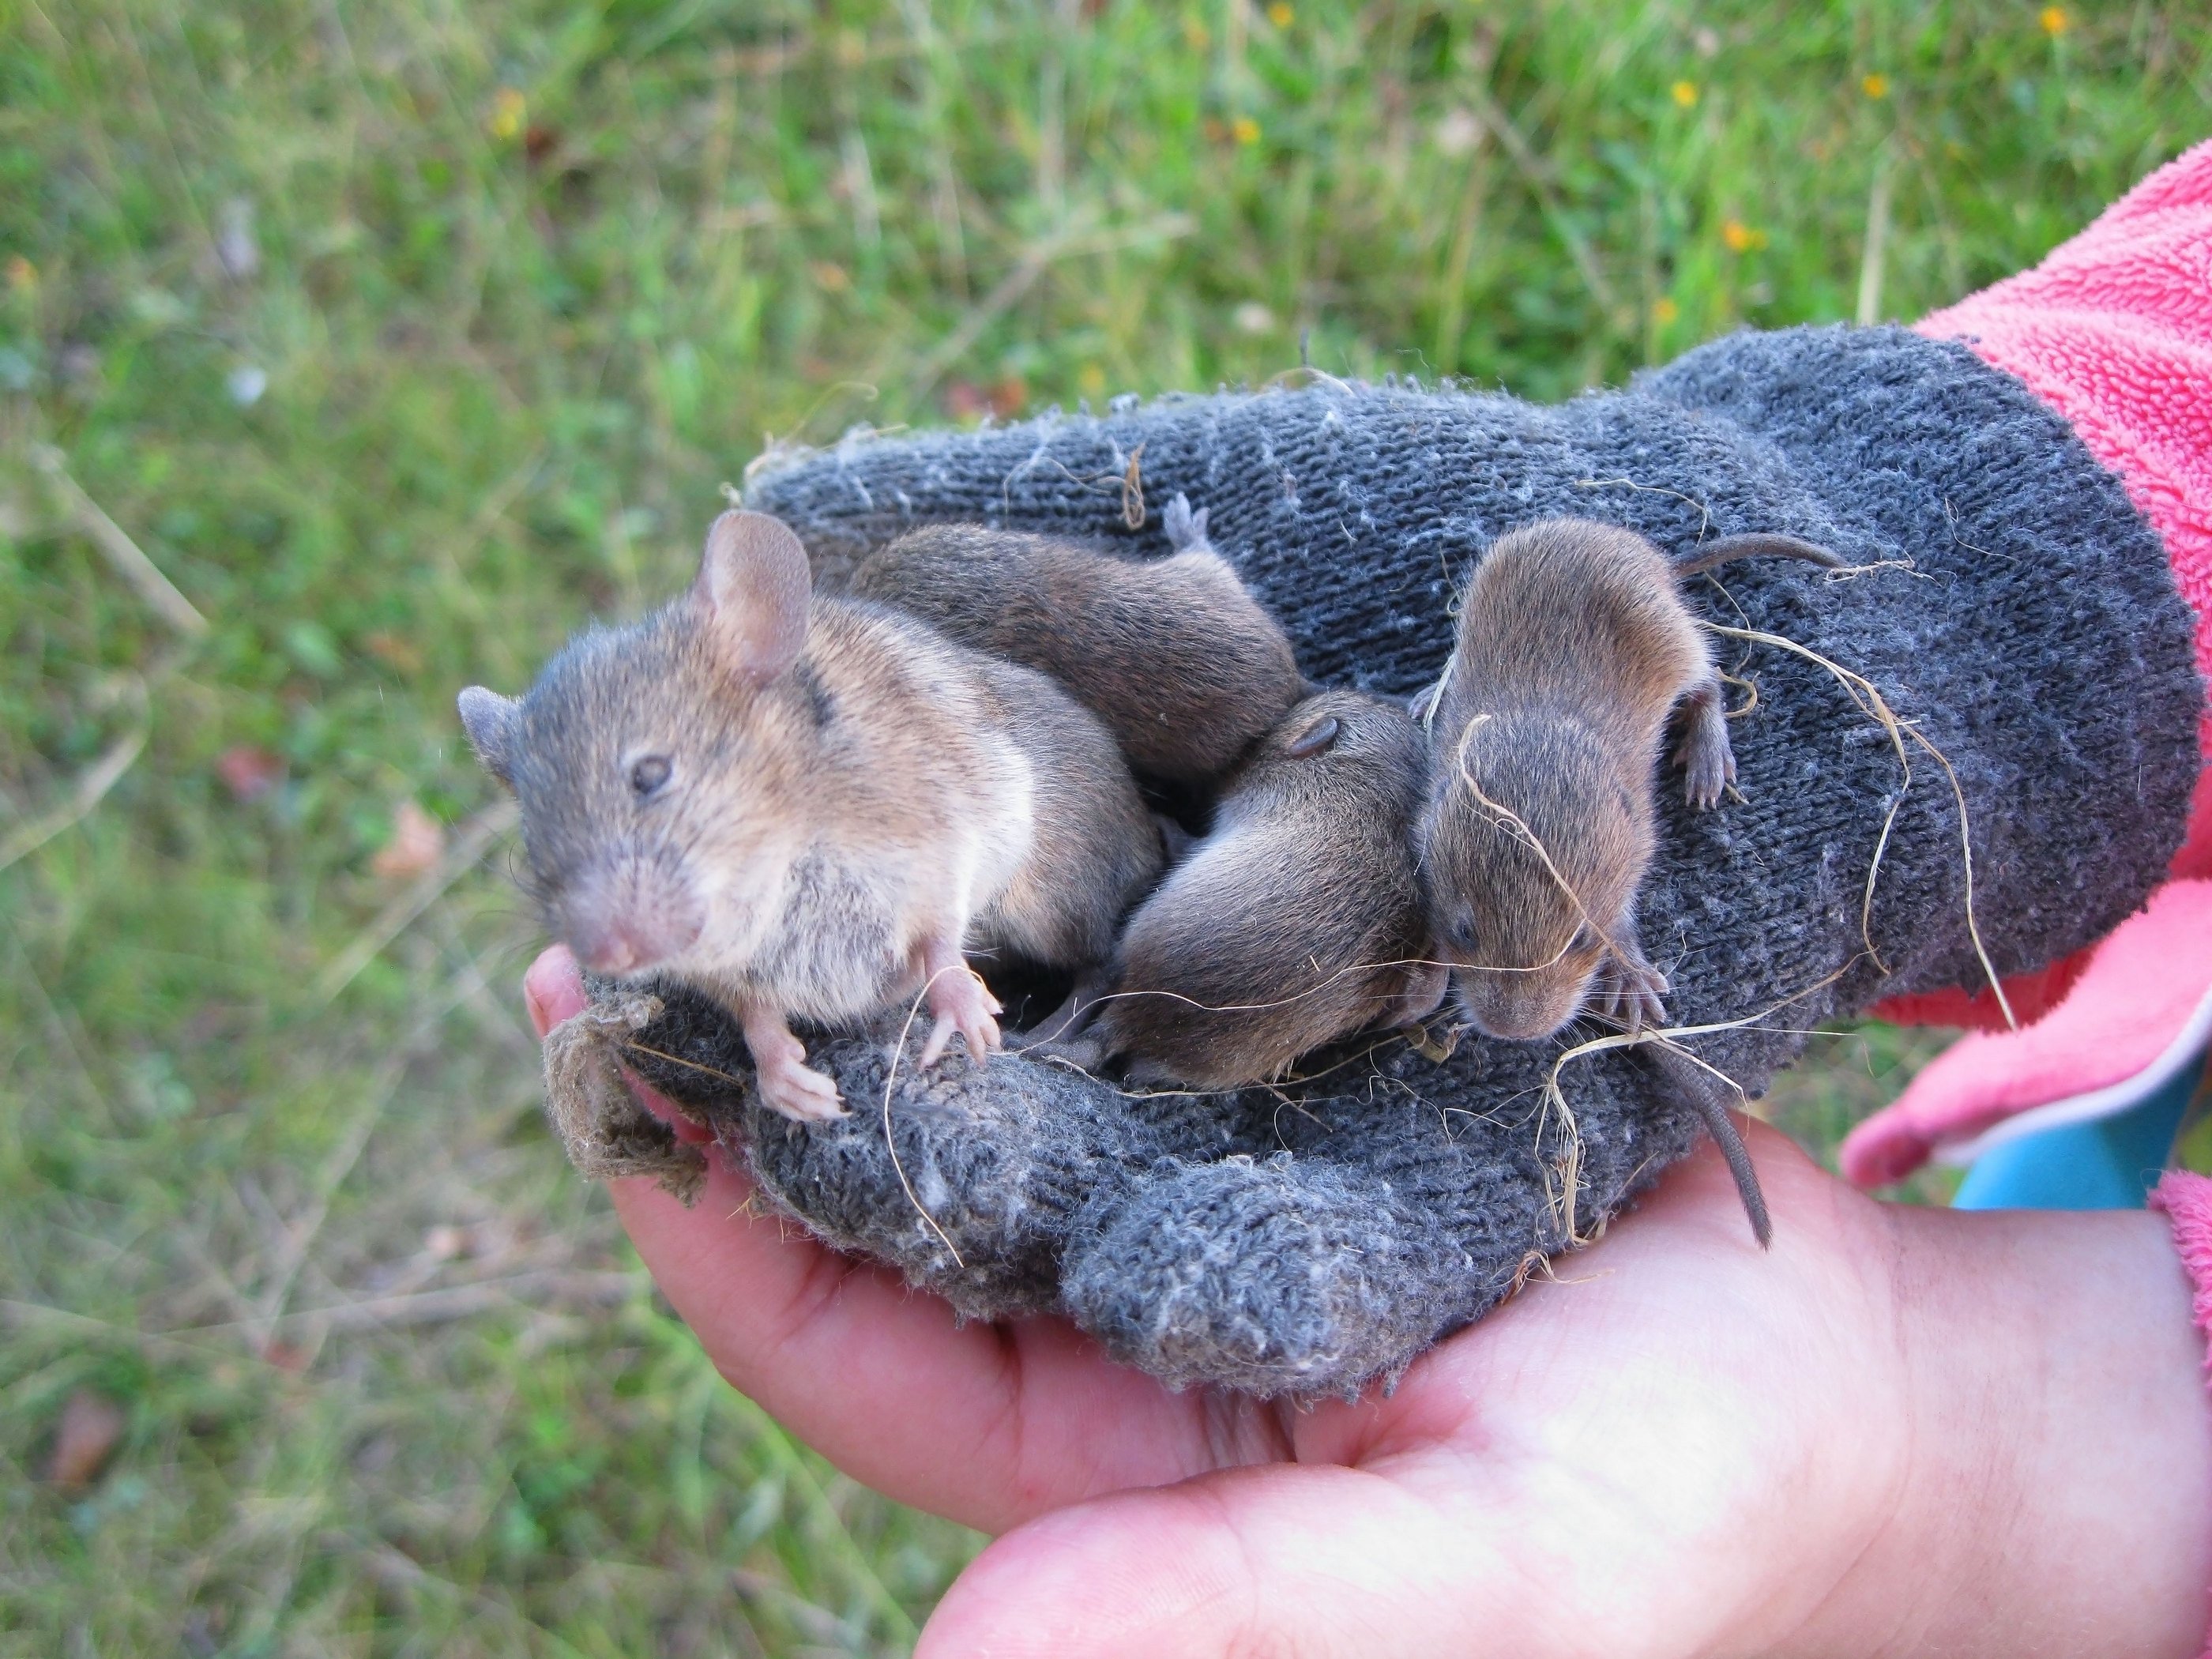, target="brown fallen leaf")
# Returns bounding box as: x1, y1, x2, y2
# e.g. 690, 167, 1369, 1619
46, 1389, 125, 1488
361, 630, 424, 676
943, 377, 1027, 423
371, 799, 446, 881
216, 745, 284, 803
261, 1339, 310, 1373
